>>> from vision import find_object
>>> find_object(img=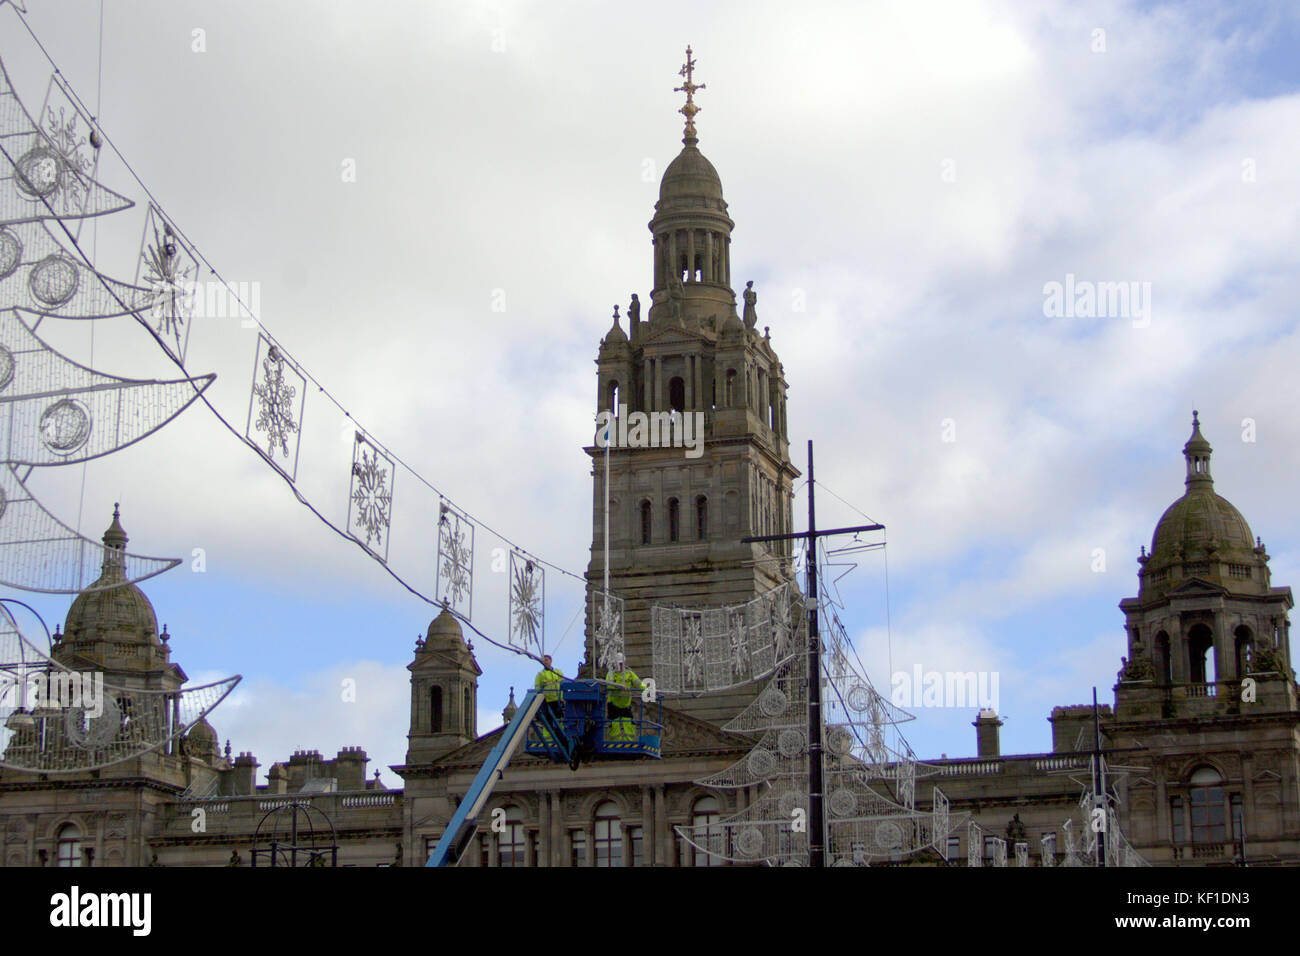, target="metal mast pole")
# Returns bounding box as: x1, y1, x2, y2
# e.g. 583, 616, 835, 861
806, 440, 825, 867
1092, 687, 1106, 867
740, 444, 882, 867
